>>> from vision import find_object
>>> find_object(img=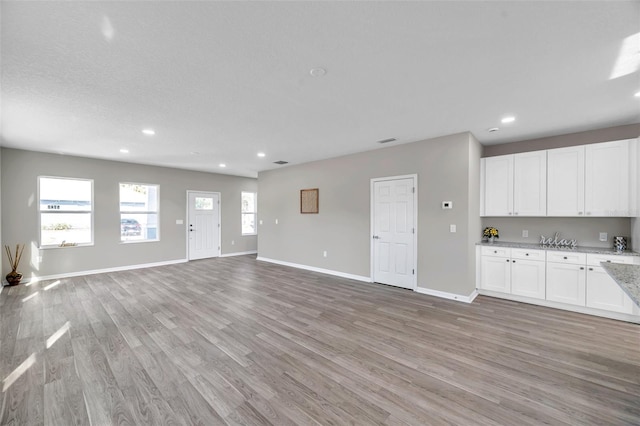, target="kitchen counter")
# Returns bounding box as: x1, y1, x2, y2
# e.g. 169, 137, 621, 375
476, 241, 640, 257
600, 263, 640, 308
